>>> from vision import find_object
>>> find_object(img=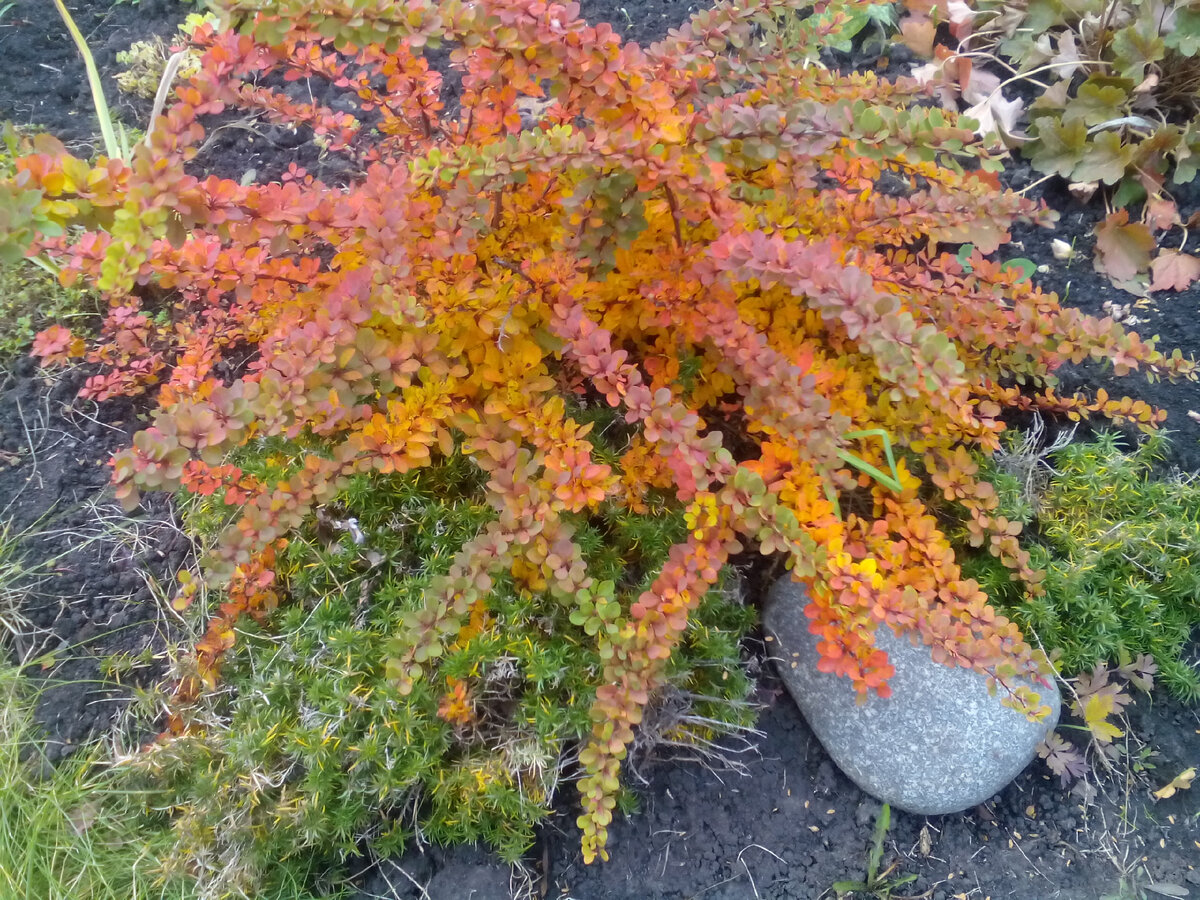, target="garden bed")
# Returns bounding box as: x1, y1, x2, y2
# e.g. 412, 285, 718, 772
0, 1, 1198, 899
